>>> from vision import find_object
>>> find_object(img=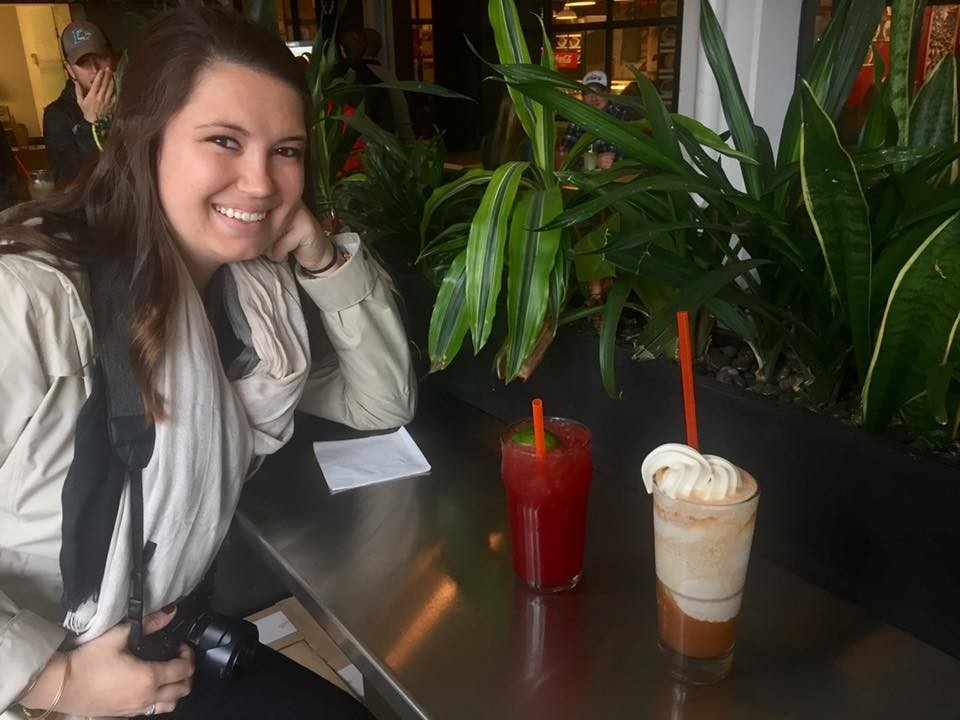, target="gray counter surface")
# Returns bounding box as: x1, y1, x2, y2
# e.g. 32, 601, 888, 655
237, 390, 959, 719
